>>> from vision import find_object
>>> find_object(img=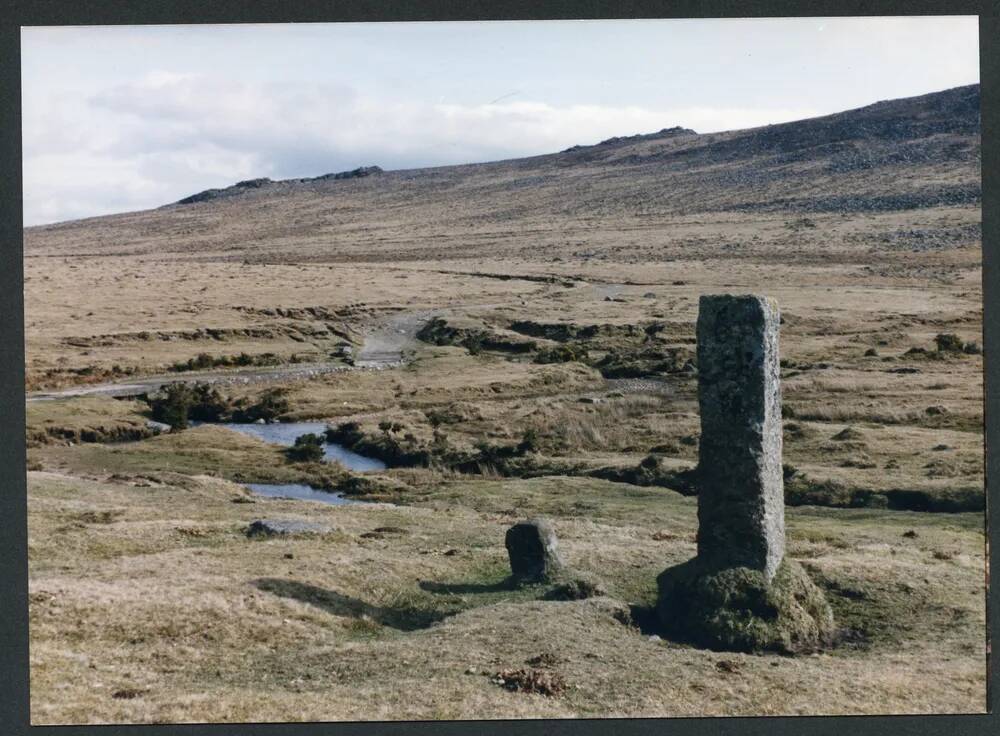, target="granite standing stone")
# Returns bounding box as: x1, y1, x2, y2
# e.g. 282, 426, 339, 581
505, 518, 563, 583
695, 294, 785, 582
656, 295, 833, 653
